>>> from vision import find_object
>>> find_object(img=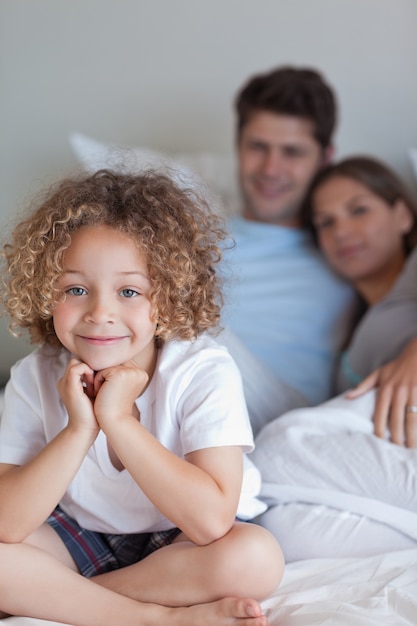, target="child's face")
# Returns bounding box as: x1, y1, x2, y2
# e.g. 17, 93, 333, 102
53, 224, 158, 373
